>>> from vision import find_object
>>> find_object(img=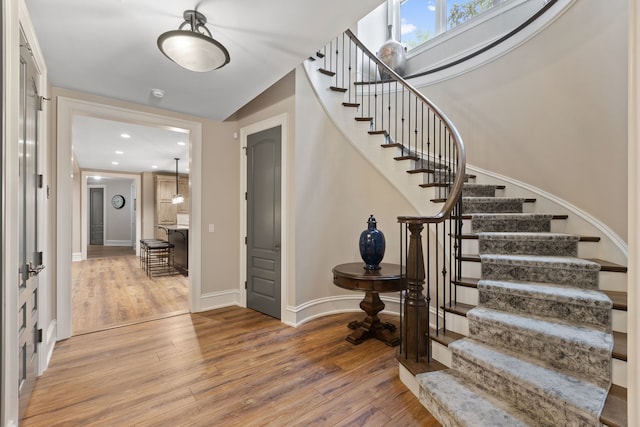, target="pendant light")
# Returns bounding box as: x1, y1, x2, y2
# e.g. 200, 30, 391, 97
157, 10, 230, 72
172, 158, 184, 204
